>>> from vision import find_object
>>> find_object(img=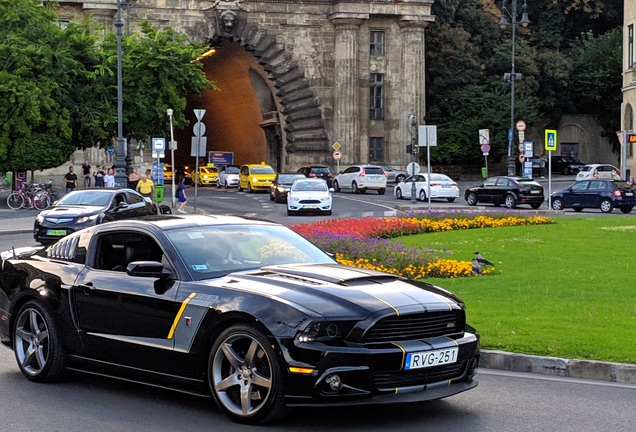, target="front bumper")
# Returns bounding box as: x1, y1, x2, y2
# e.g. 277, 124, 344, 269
34, 221, 85, 243
281, 331, 479, 406
288, 202, 332, 213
